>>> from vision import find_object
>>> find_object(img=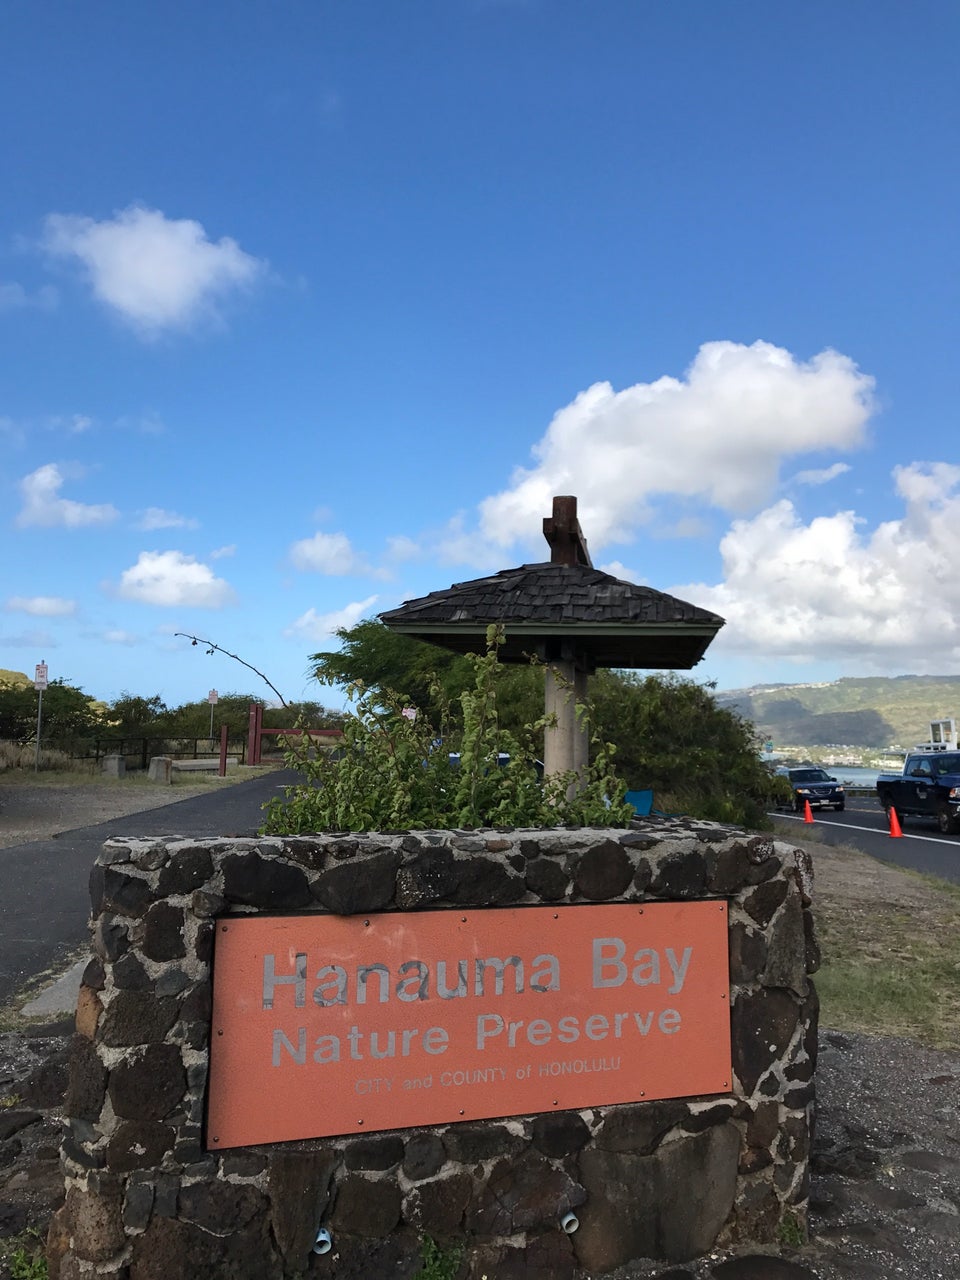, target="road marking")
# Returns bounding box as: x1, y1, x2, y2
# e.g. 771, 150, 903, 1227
769, 813, 959, 846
